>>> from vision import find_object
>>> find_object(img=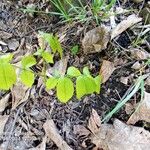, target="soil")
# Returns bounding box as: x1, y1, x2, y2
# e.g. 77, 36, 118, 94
0, 0, 150, 150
